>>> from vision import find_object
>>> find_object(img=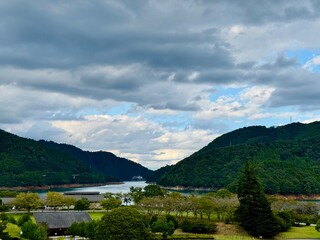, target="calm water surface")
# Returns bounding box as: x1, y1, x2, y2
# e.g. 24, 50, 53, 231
37, 181, 148, 197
